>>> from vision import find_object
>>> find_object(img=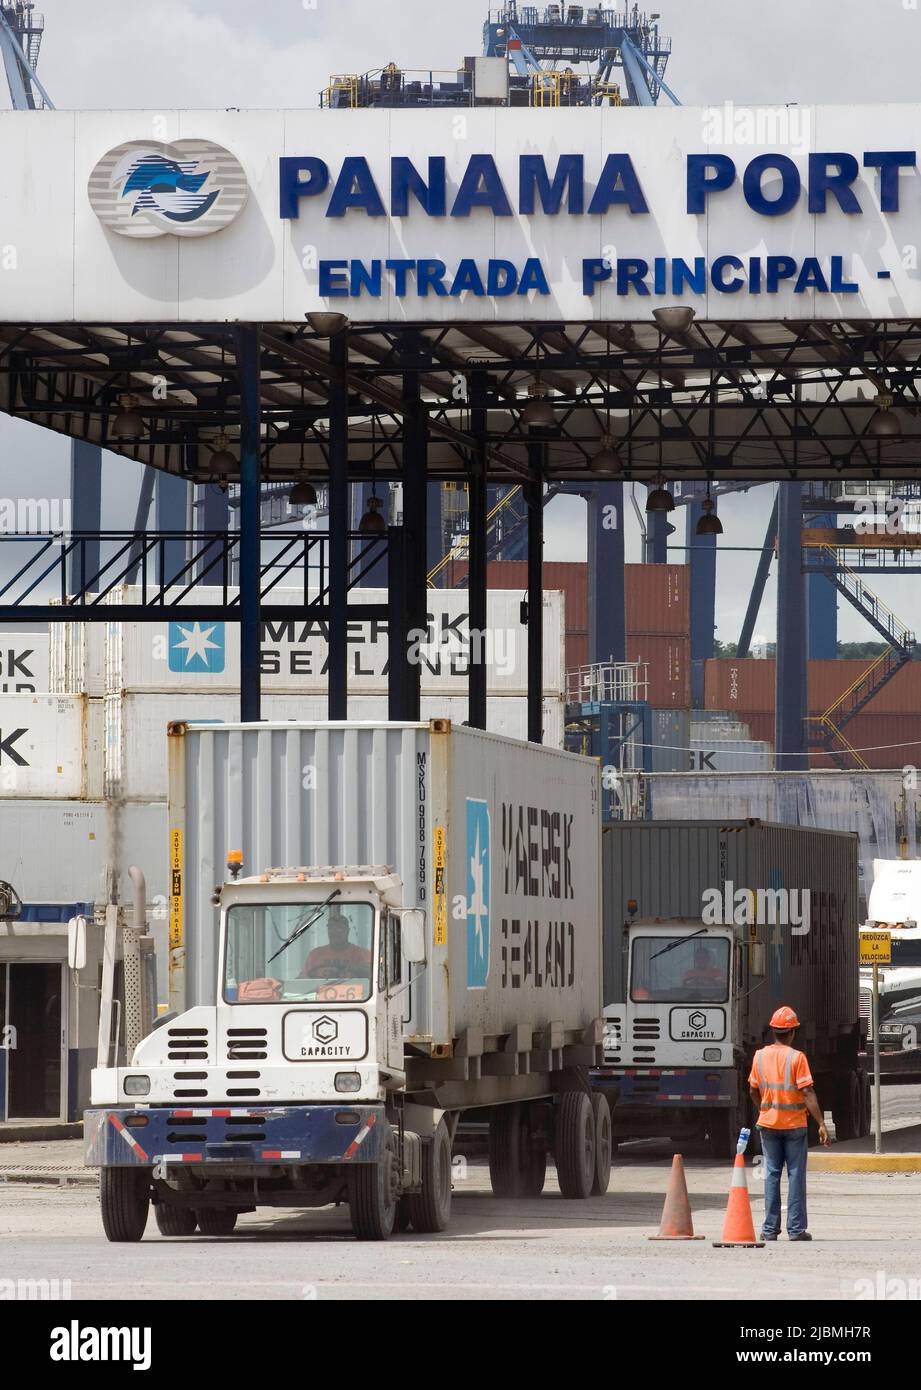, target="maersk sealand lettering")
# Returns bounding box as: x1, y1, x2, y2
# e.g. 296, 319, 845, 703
502, 801, 574, 900
503, 918, 576, 989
